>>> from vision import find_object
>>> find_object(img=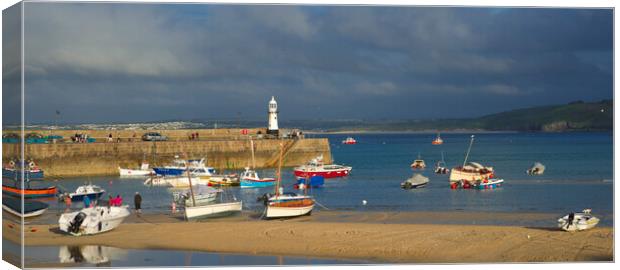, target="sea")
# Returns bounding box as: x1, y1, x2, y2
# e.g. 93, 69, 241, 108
15, 132, 613, 222
5, 132, 614, 267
